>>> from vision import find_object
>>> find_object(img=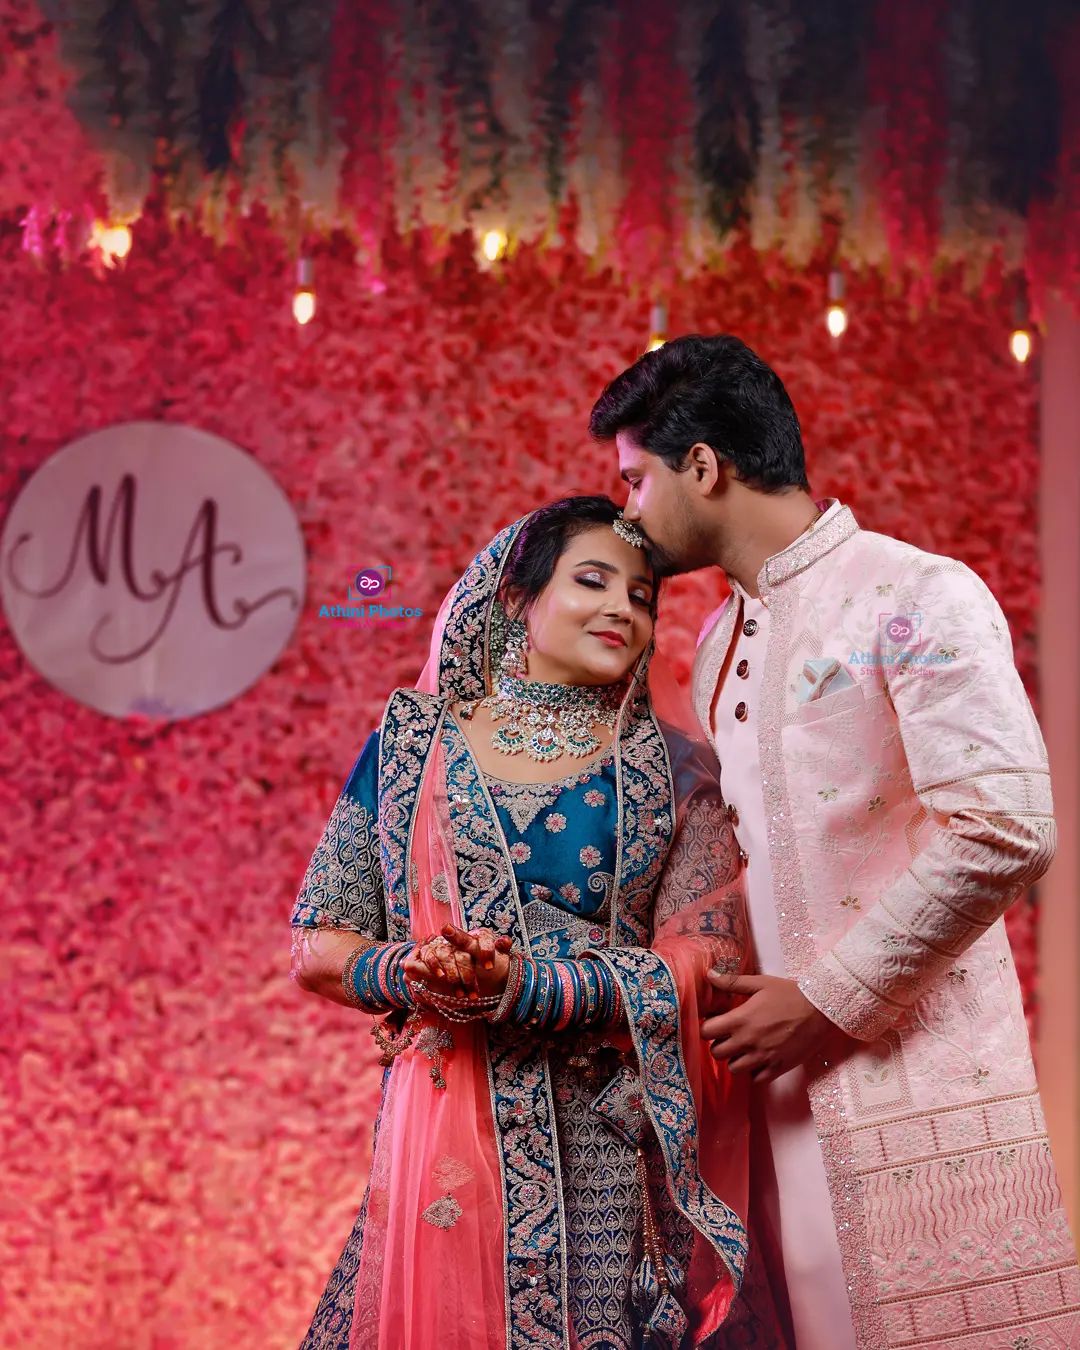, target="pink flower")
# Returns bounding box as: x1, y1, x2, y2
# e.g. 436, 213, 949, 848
508, 842, 532, 863
583, 789, 606, 807
559, 883, 581, 904
579, 845, 602, 867
544, 813, 566, 833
